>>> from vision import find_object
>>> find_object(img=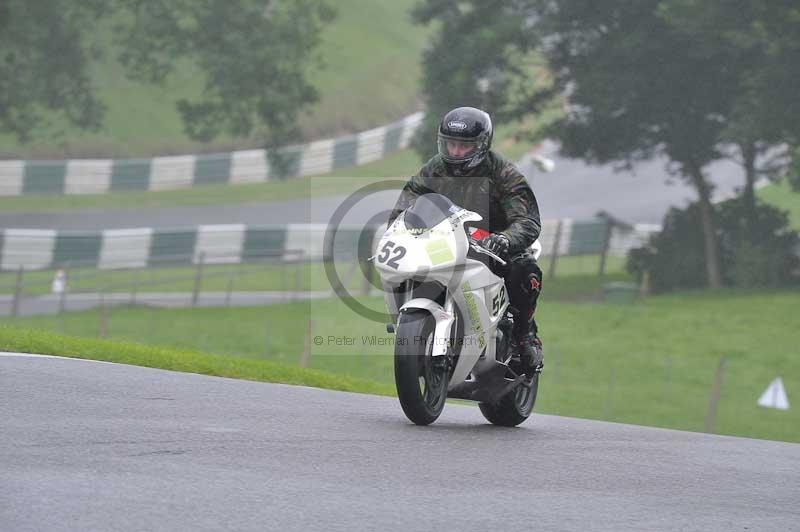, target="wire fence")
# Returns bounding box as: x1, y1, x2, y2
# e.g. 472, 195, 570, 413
0, 216, 655, 317
0, 253, 372, 316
